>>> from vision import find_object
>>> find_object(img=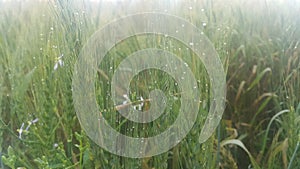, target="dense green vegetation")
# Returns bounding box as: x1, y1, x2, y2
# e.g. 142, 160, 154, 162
0, 0, 299, 168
